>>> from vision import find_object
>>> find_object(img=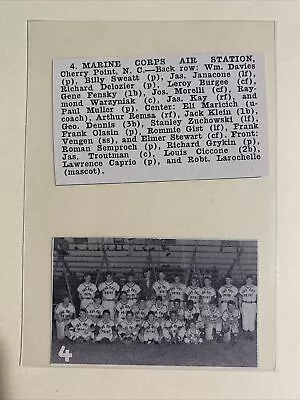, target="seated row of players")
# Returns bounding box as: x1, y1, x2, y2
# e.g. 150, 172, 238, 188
55, 295, 240, 344
74, 271, 257, 337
